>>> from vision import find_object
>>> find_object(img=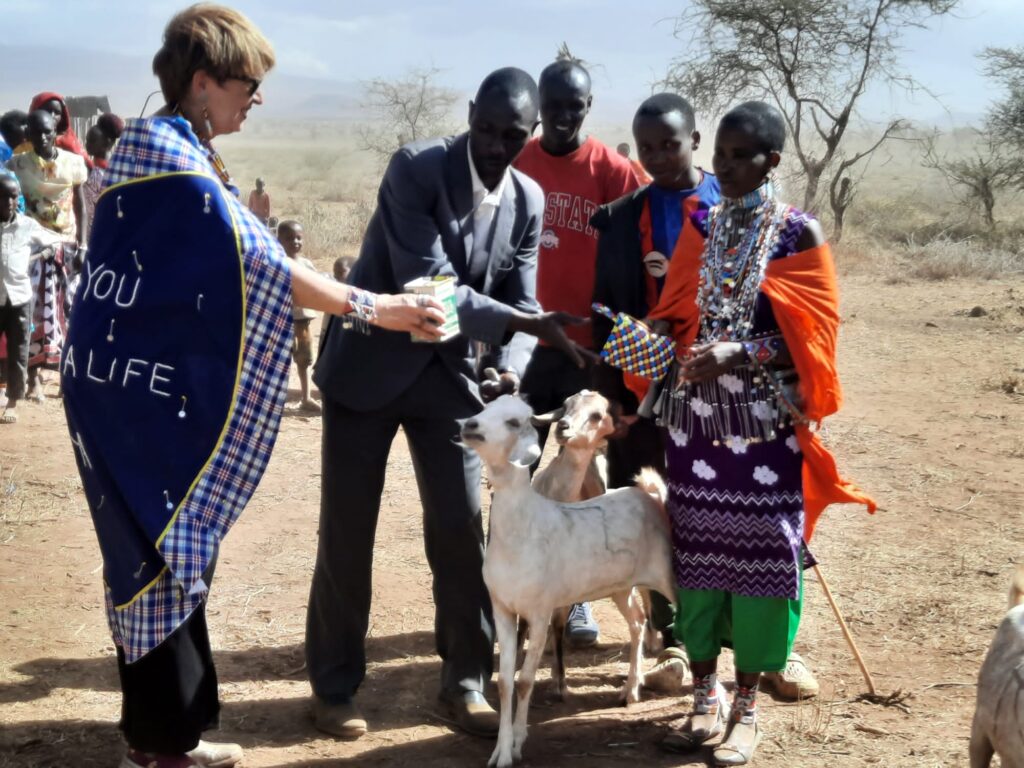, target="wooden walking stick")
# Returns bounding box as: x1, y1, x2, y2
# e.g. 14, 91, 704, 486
812, 564, 876, 695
